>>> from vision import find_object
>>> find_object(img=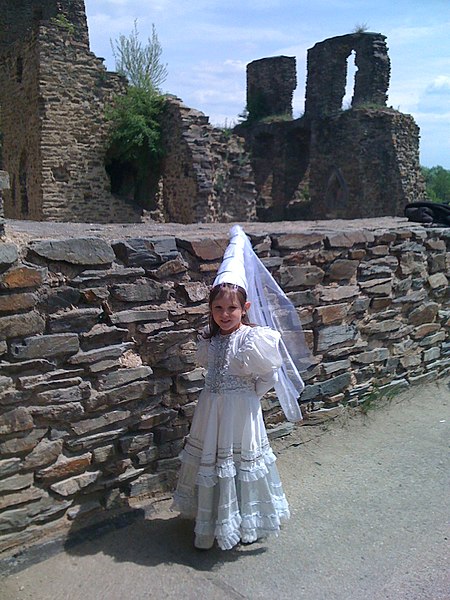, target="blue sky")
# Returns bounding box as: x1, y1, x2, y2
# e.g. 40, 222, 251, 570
84, 0, 450, 168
